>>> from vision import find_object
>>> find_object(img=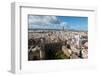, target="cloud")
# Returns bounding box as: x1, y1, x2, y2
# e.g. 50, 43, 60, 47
60, 22, 68, 27
28, 15, 70, 29
28, 15, 60, 26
